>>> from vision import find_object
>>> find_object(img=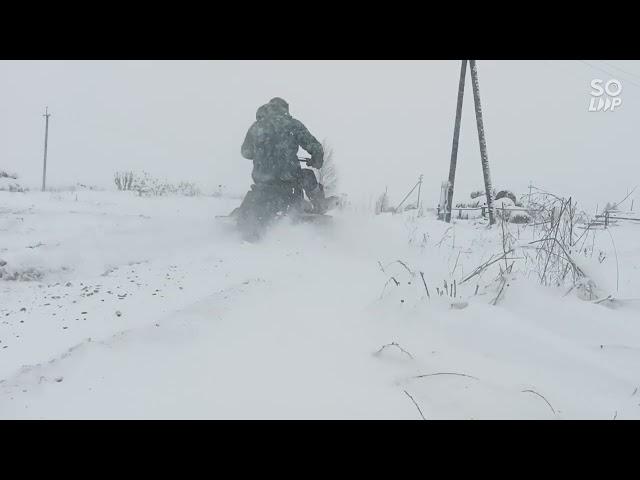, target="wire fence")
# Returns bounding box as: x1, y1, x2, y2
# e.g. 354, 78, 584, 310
594, 212, 640, 227
438, 204, 640, 228
437, 205, 543, 220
